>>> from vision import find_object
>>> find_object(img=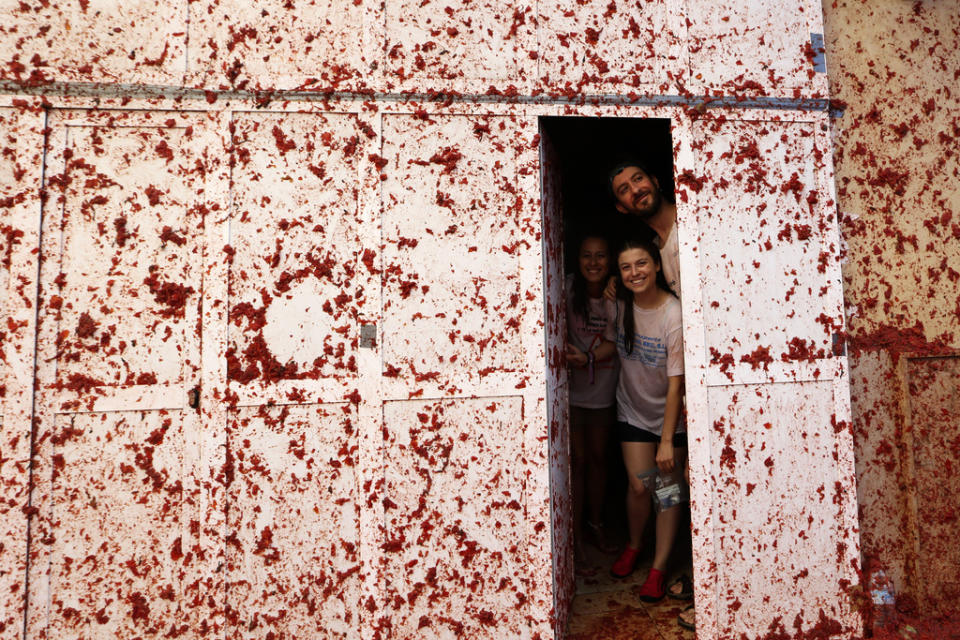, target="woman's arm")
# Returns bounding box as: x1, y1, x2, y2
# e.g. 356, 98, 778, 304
656, 374, 684, 473
591, 339, 616, 362
566, 343, 588, 367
